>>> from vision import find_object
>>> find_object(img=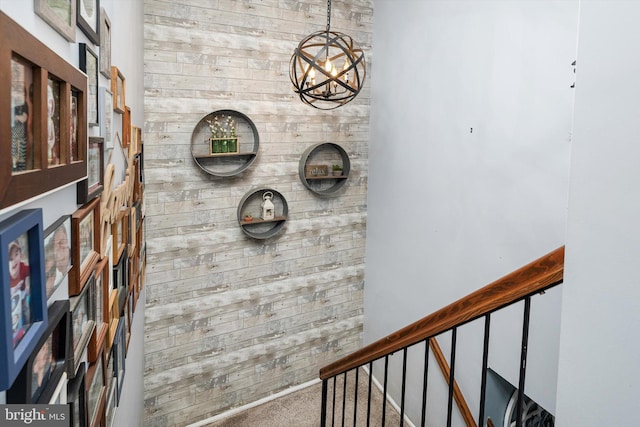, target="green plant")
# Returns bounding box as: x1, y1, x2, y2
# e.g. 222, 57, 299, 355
243, 212, 253, 220
332, 164, 342, 171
